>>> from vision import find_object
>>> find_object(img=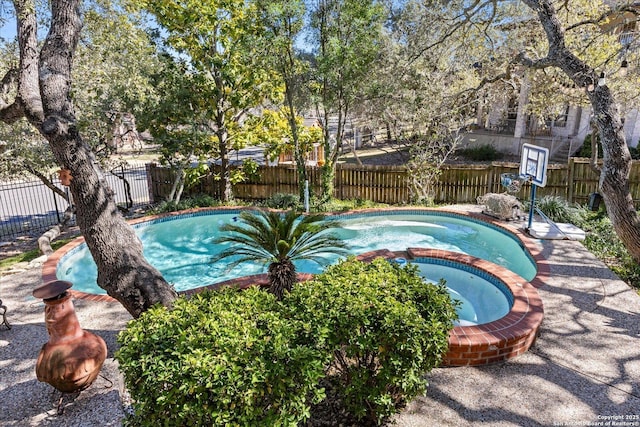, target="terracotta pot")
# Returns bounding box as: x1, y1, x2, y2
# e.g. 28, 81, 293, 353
58, 169, 73, 186
33, 281, 107, 393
